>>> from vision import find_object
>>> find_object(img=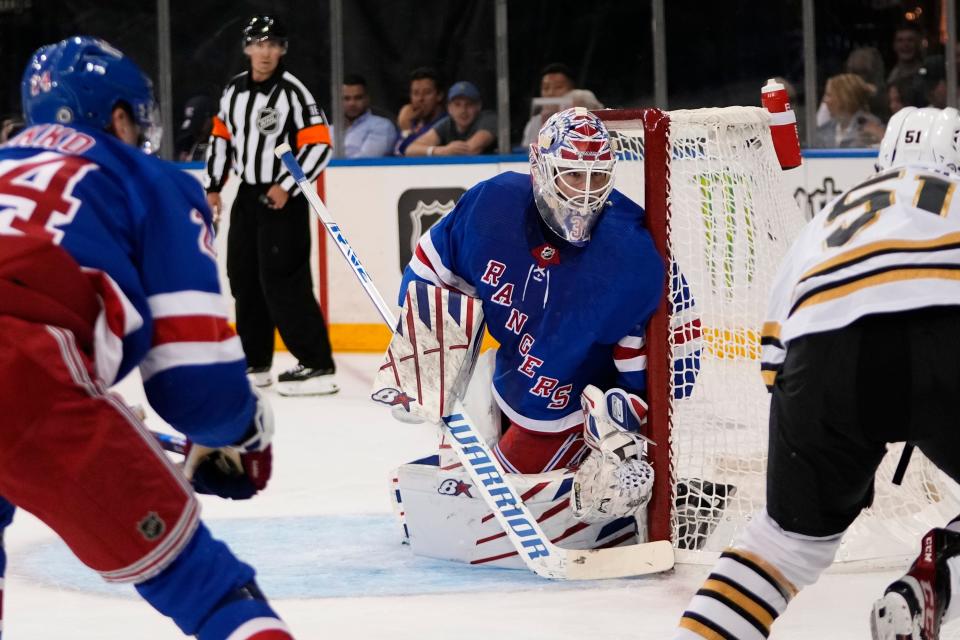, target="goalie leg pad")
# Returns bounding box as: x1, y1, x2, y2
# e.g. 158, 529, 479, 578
392, 459, 640, 569
372, 281, 485, 423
